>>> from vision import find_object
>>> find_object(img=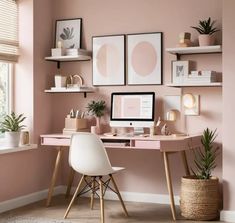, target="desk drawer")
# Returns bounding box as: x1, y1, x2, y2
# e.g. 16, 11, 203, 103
134, 140, 160, 150
42, 137, 70, 146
